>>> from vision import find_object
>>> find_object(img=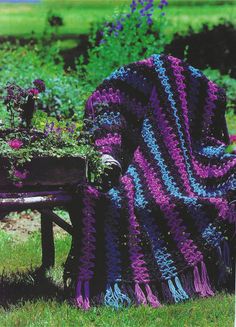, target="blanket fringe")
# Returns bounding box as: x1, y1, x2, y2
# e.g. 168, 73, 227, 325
76, 280, 90, 310
104, 283, 131, 308
222, 240, 231, 269
167, 276, 189, 303
135, 283, 147, 305
145, 284, 162, 308
193, 261, 214, 297
180, 271, 195, 297
134, 283, 162, 307
217, 239, 232, 283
